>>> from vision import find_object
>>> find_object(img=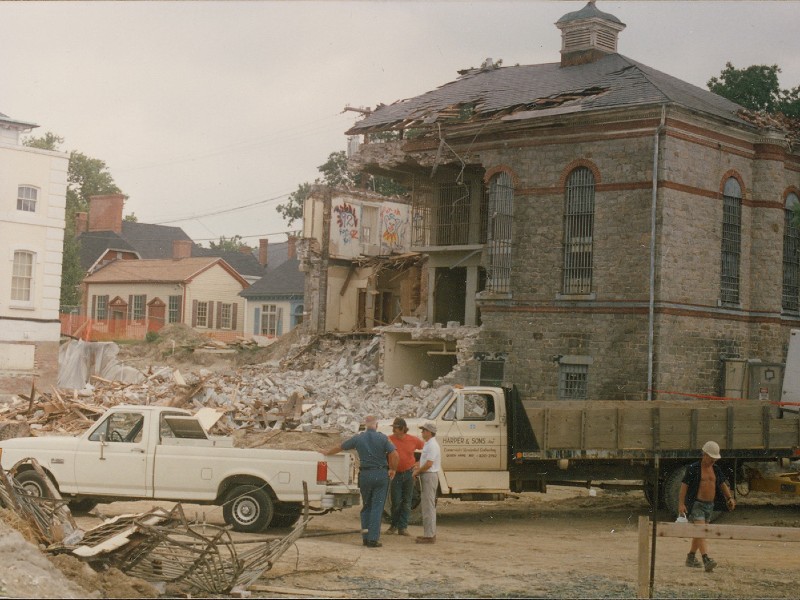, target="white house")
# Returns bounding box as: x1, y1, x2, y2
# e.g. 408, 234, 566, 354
0, 111, 69, 395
